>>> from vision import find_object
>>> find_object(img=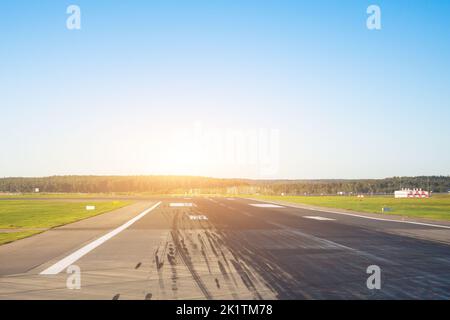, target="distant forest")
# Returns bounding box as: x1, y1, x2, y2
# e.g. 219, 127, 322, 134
0, 175, 449, 195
